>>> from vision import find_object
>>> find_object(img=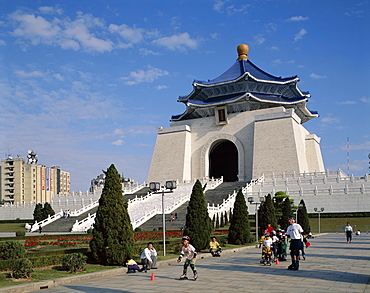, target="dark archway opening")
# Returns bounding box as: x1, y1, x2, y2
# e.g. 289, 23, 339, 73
209, 140, 238, 182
